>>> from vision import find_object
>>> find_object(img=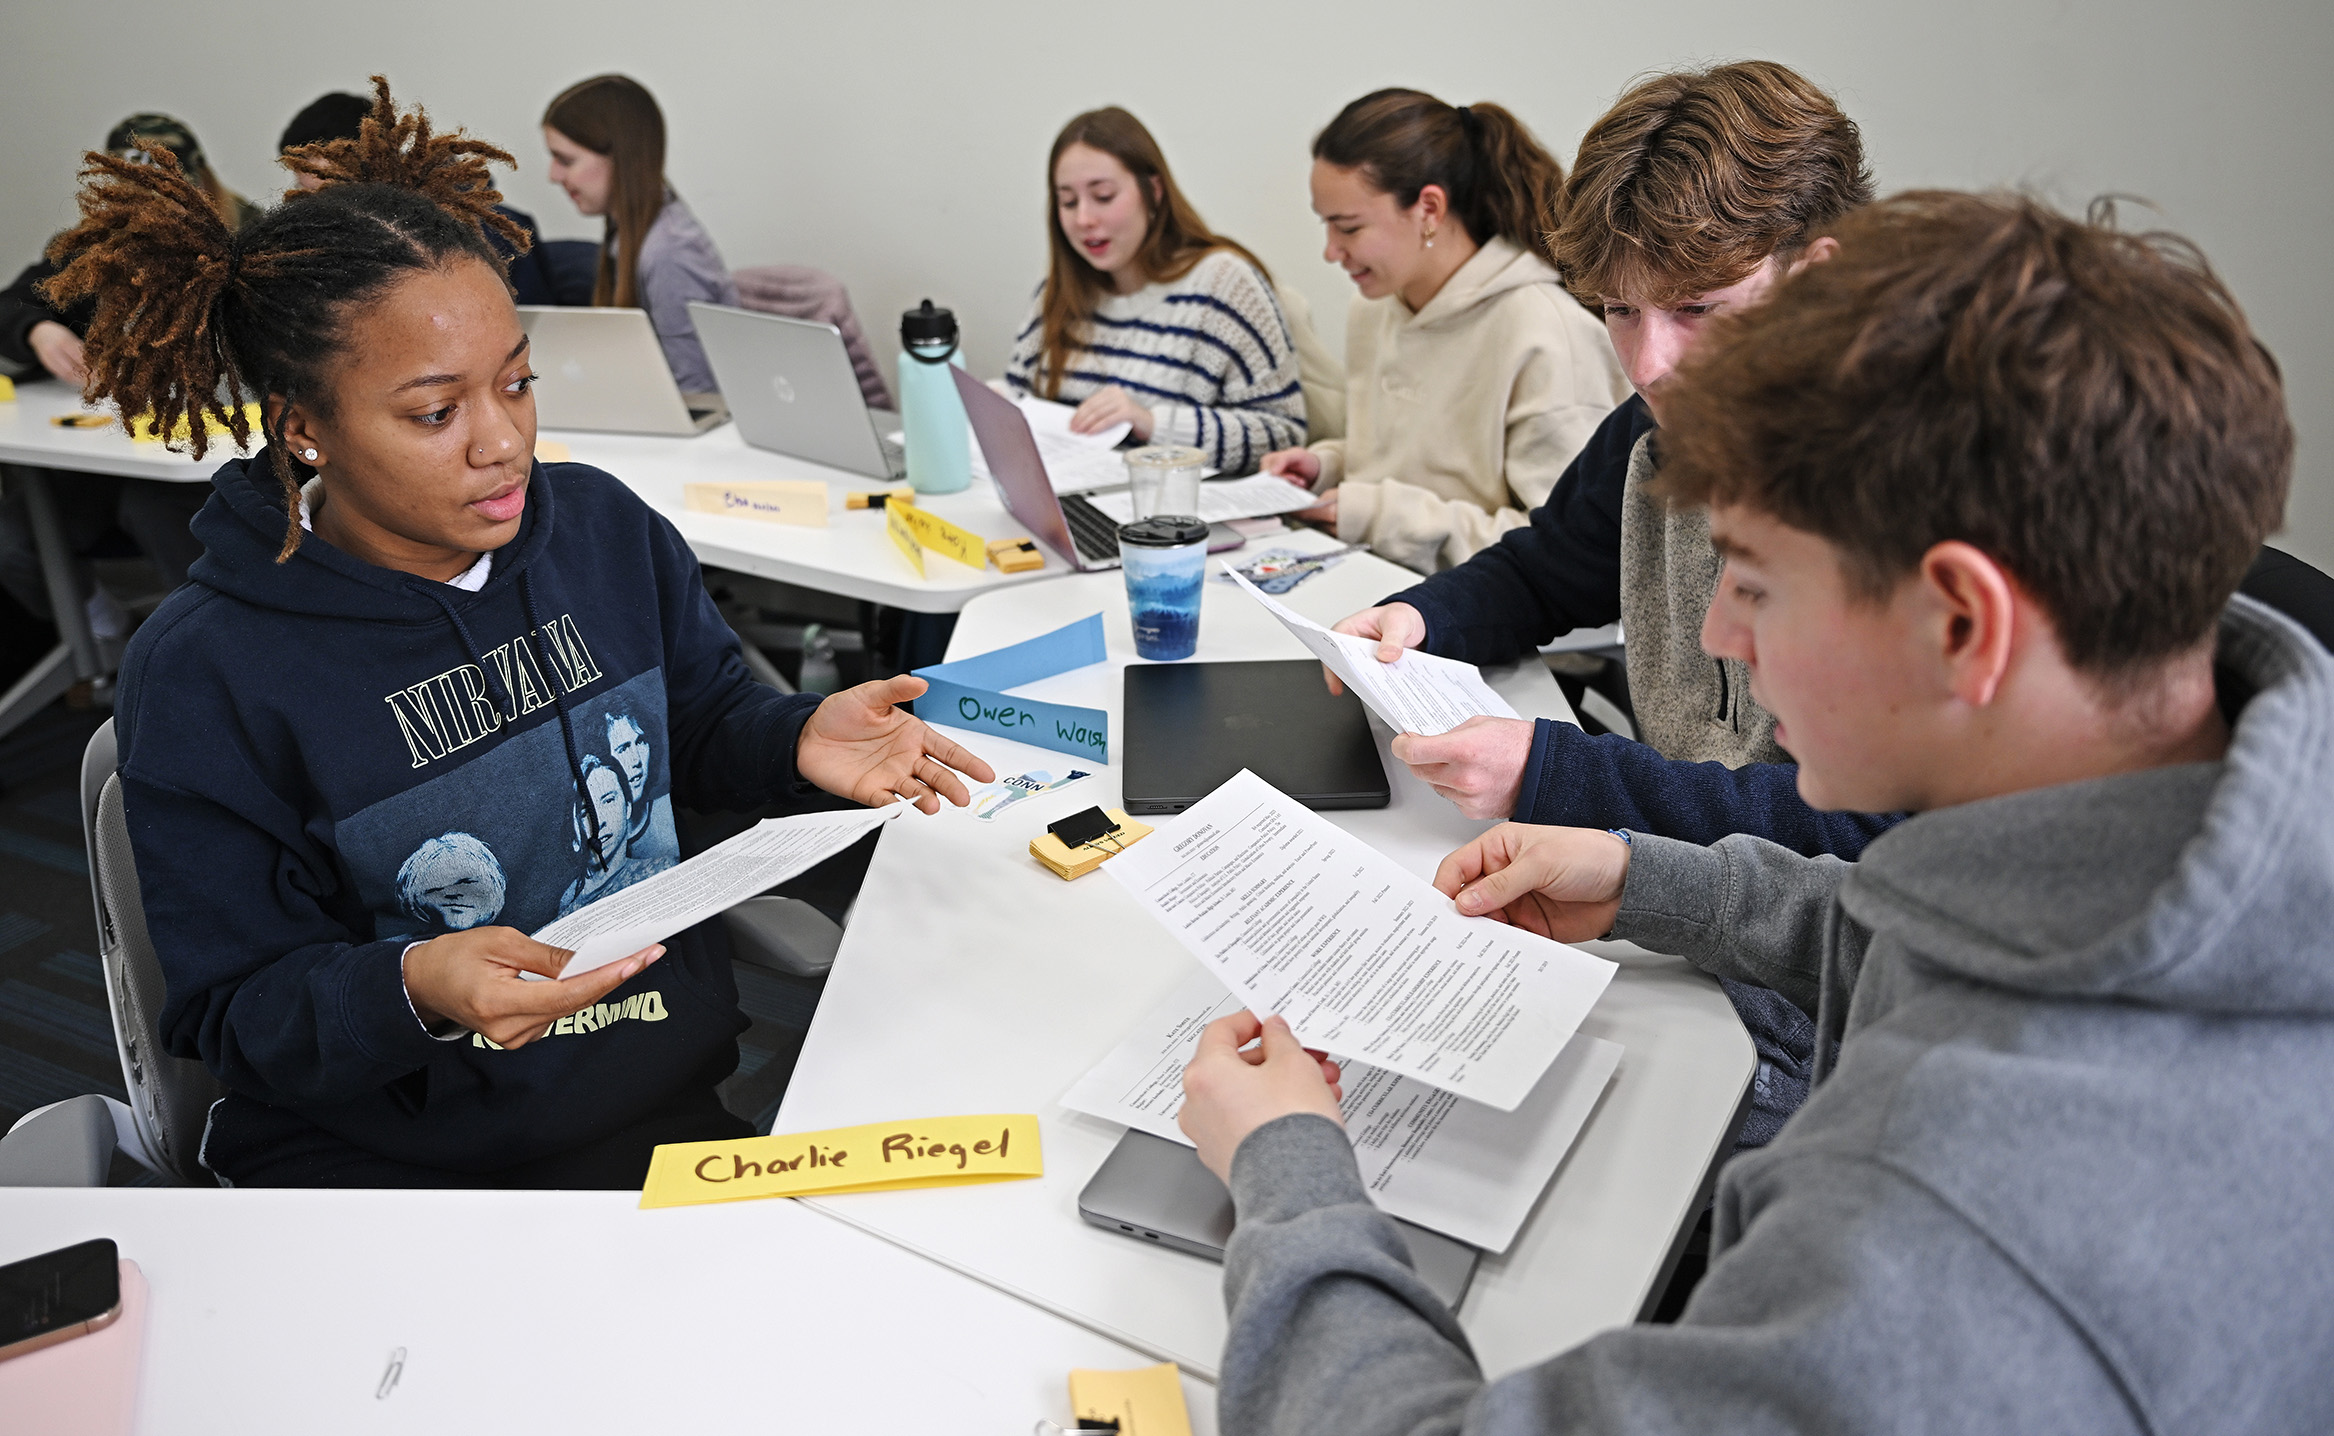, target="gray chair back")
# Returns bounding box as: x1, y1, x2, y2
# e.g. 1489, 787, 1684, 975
81, 721, 222, 1185
730, 264, 894, 413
